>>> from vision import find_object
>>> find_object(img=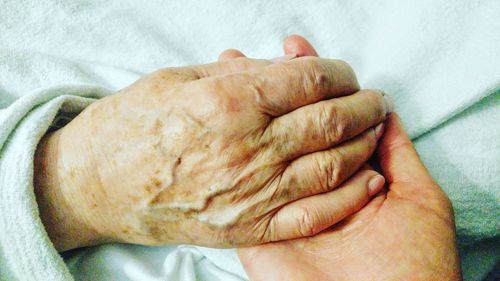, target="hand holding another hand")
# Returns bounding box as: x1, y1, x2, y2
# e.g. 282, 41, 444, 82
239, 114, 461, 281
35, 37, 392, 251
